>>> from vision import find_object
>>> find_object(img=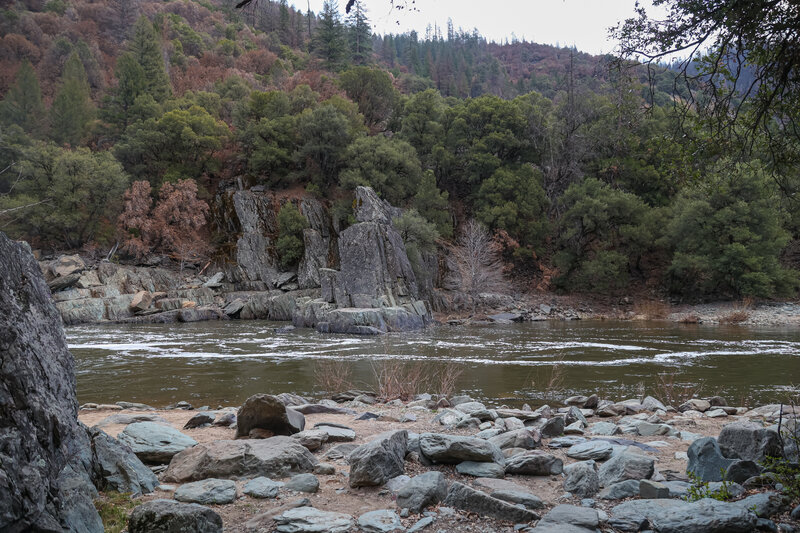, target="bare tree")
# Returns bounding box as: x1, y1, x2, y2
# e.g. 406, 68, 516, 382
446, 219, 505, 303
